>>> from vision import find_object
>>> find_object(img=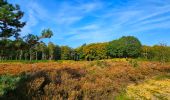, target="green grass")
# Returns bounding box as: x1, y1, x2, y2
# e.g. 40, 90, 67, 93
0, 74, 27, 96
115, 91, 130, 100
